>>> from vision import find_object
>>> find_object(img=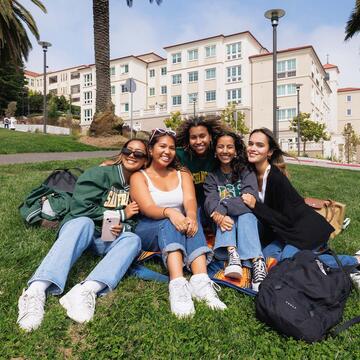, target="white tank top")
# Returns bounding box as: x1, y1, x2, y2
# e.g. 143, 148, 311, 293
141, 170, 184, 214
